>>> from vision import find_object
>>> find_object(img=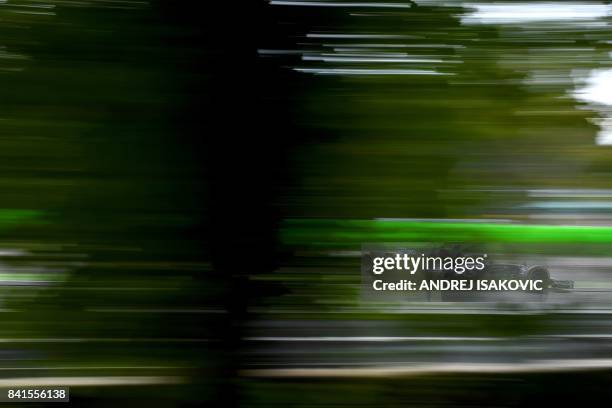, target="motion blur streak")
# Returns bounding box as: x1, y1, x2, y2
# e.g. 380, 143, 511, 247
460, 2, 612, 24
270, 1, 414, 7
2, 0, 612, 407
